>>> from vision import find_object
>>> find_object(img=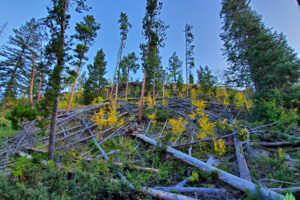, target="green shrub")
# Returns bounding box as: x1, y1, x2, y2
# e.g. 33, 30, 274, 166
5, 105, 38, 130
